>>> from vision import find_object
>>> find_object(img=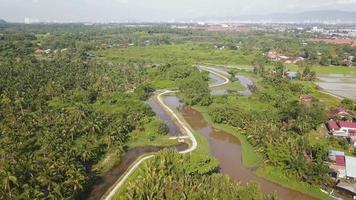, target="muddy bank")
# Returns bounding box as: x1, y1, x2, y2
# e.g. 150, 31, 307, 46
164, 95, 317, 200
